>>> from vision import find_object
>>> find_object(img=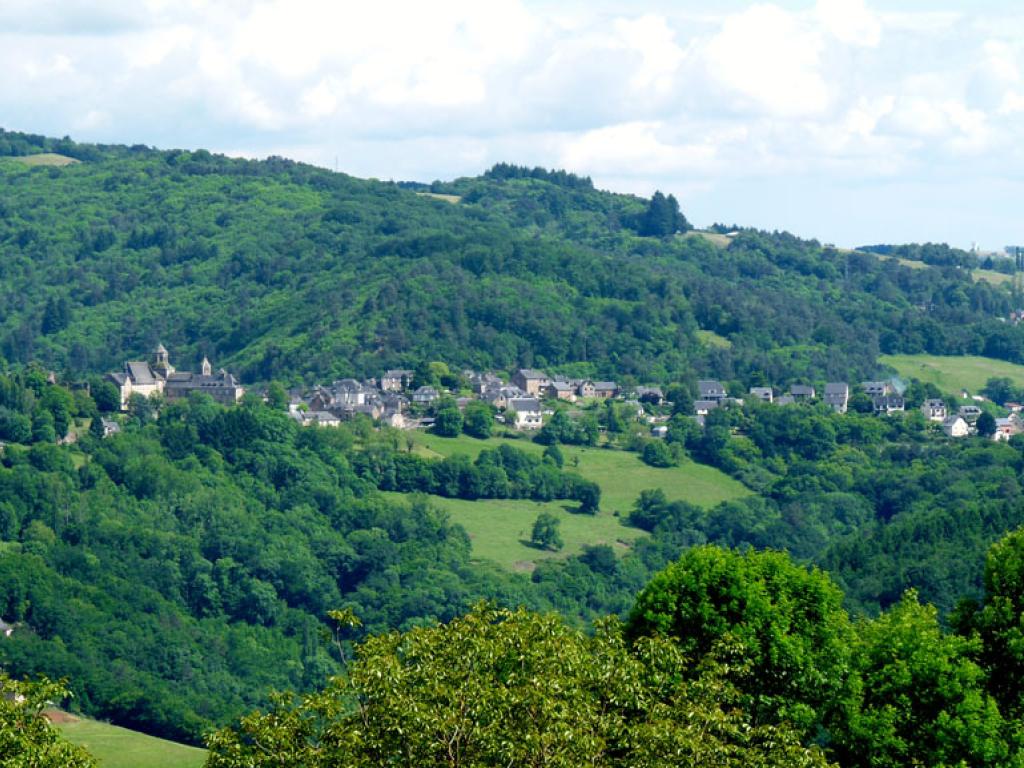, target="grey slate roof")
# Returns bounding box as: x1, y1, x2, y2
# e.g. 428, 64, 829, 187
127, 361, 157, 385
508, 398, 541, 412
